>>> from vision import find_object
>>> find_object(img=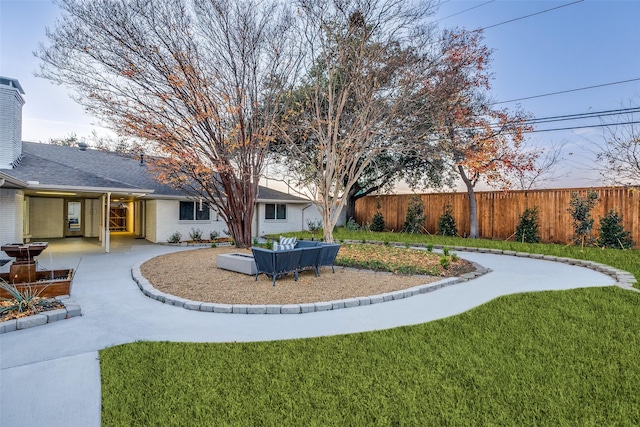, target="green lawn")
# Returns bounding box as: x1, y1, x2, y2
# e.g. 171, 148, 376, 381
101, 287, 640, 426
101, 233, 640, 425
300, 229, 640, 288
